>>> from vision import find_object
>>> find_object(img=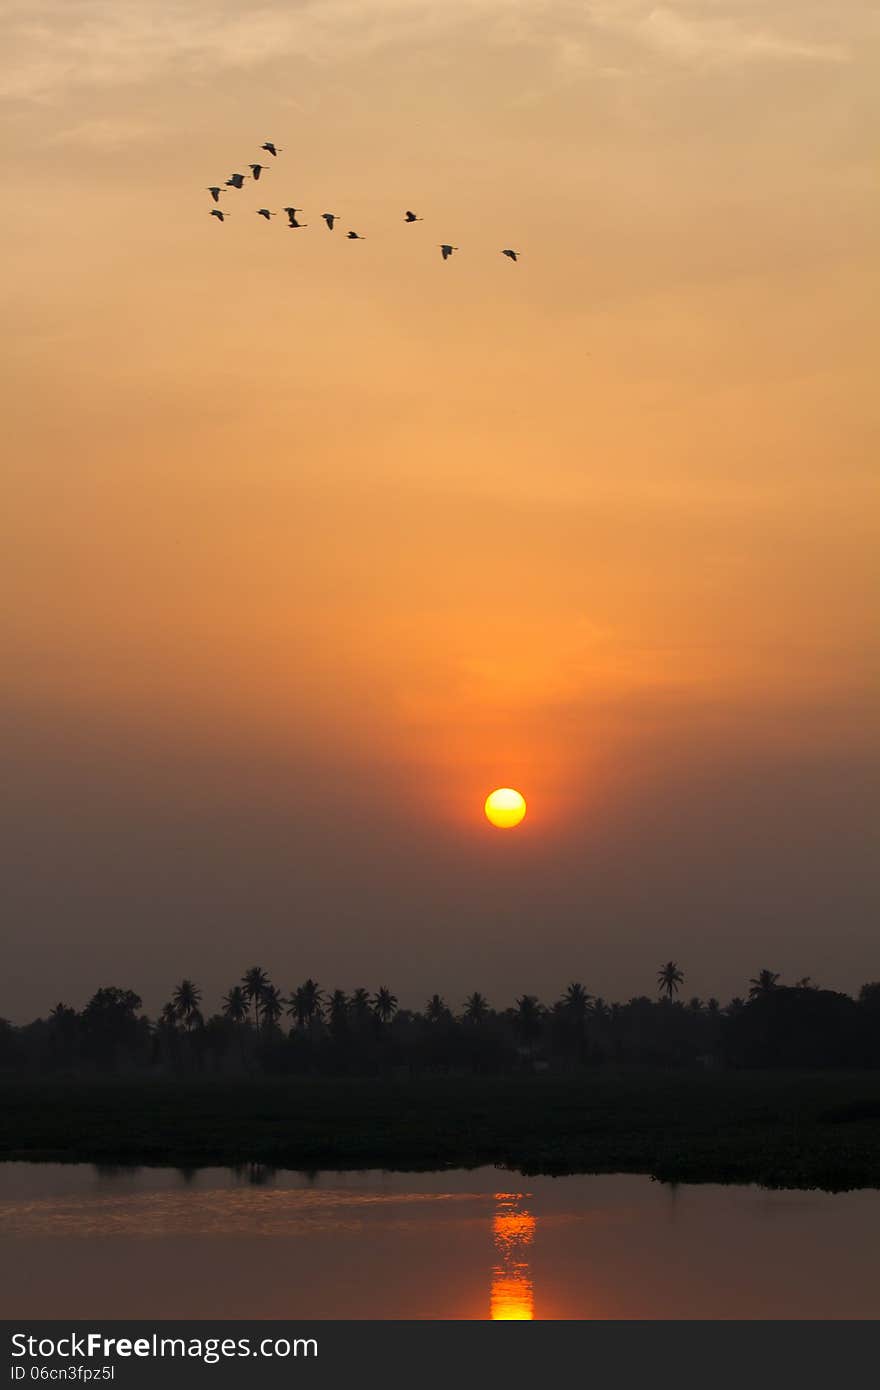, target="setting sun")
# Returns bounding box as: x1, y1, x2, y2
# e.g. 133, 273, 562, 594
485, 788, 527, 829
